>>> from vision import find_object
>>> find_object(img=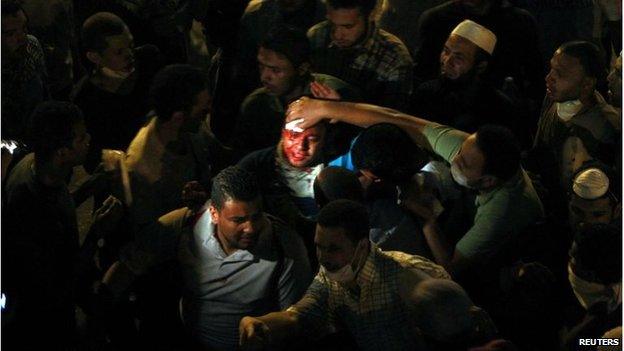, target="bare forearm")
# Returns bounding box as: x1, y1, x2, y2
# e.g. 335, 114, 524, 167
423, 223, 453, 269
257, 311, 301, 341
